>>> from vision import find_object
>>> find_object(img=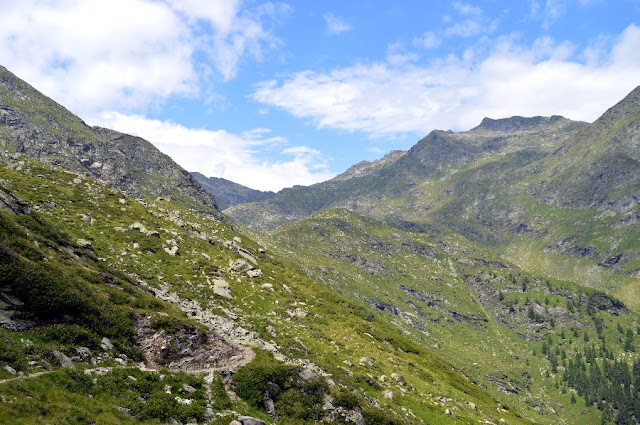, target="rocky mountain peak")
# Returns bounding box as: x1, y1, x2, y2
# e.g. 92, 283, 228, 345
472, 115, 565, 133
